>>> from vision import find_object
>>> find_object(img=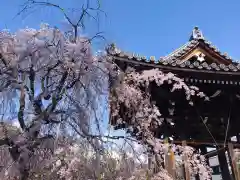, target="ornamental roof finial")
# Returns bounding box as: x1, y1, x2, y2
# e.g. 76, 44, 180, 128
106, 43, 120, 54
189, 26, 204, 40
